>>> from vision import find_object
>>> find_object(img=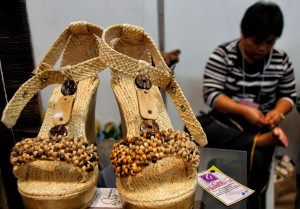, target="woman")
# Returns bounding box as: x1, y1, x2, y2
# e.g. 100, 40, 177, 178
201, 1, 297, 208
